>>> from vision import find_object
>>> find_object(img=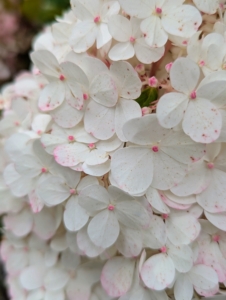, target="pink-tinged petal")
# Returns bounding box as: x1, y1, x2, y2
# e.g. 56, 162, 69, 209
115, 99, 141, 142
30, 50, 60, 79
197, 169, 226, 213
84, 101, 115, 140
90, 73, 118, 107
54, 143, 90, 167
38, 81, 65, 112
29, 190, 44, 213
51, 101, 84, 128
157, 92, 189, 128
101, 257, 135, 297
141, 254, 175, 290
110, 61, 142, 99
70, 20, 97, 53
20, 265, 45, 290
111, 147, 153, 195
183, 99, 222, 143
87, 210, 120, 248
170, 57, 200, 94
